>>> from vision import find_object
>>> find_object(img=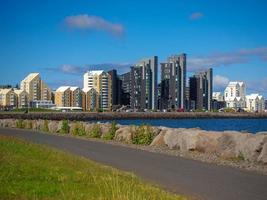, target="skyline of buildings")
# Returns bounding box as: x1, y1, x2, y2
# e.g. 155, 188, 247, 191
0, 53, 266, 112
